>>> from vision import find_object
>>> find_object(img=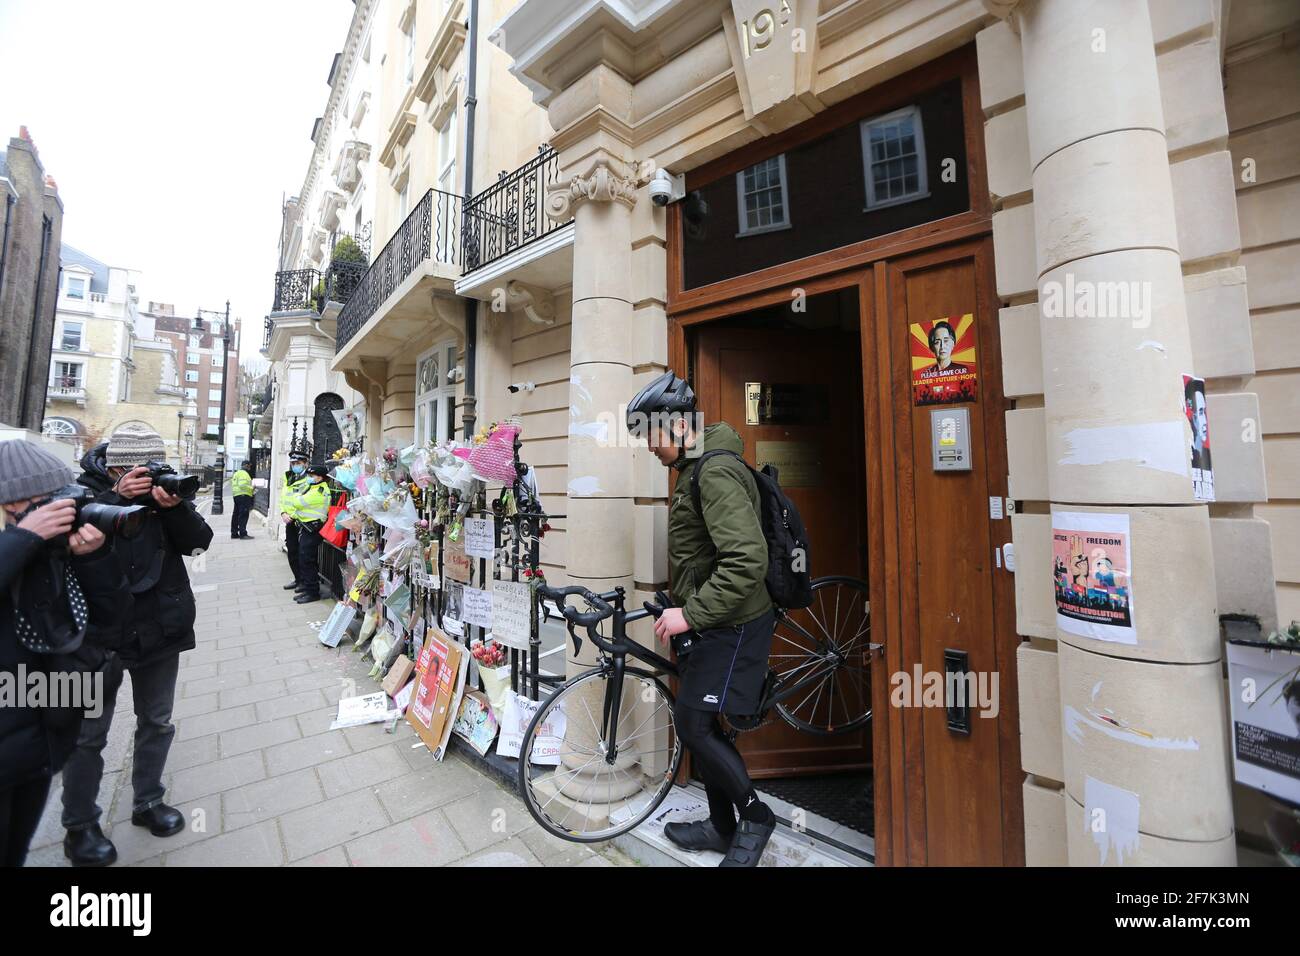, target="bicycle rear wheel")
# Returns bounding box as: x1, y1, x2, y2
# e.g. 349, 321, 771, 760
773, 575, 872, 735
517, 667, 682, 843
